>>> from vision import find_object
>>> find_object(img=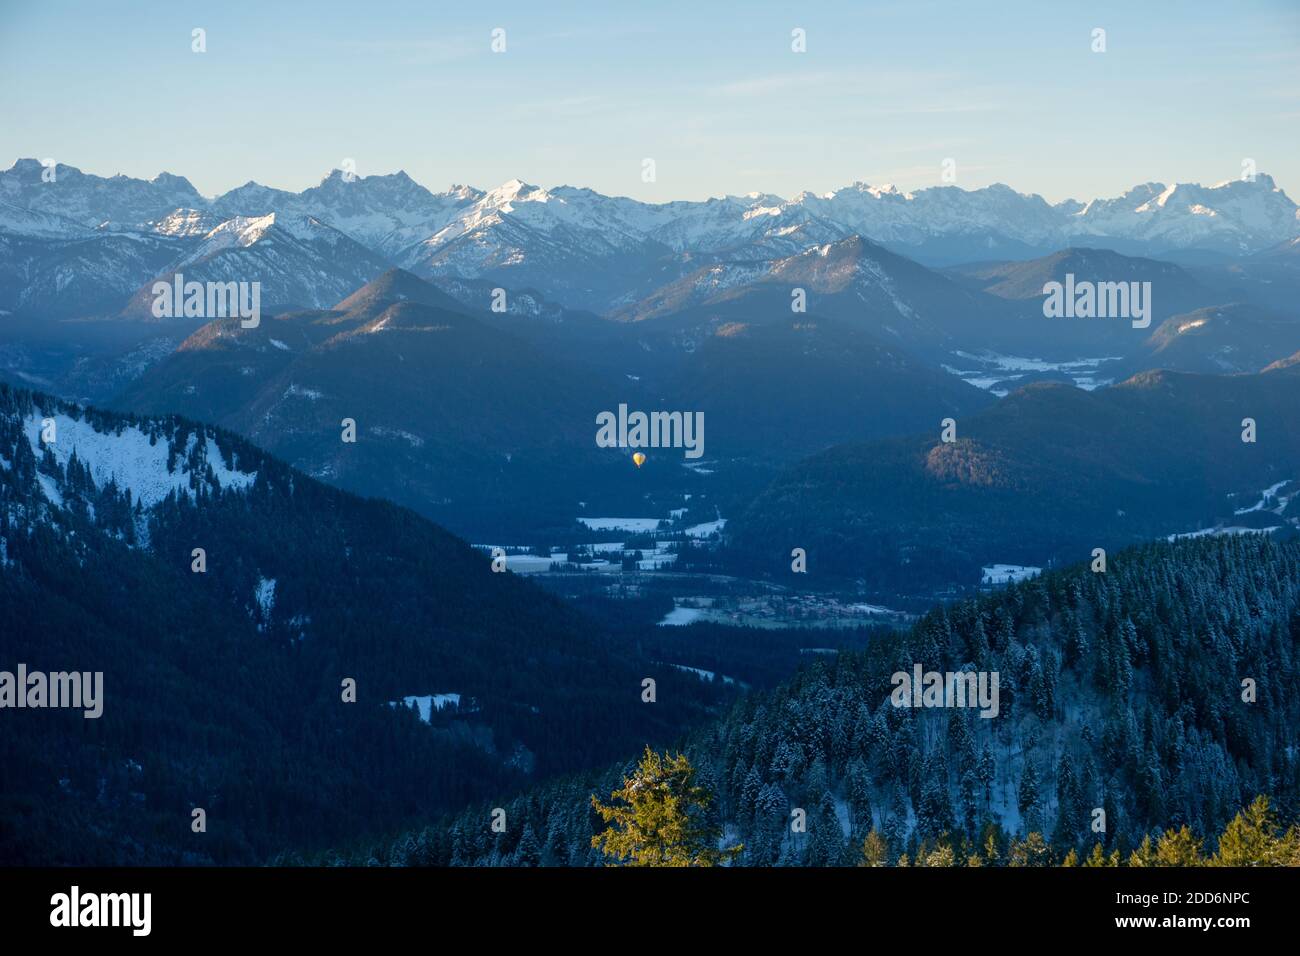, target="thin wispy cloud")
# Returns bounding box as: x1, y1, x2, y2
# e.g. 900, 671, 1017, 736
496, 94, 613, 123
712, 71, 840, 97
857, 103, 1003, 116
329, 36, 478, 66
